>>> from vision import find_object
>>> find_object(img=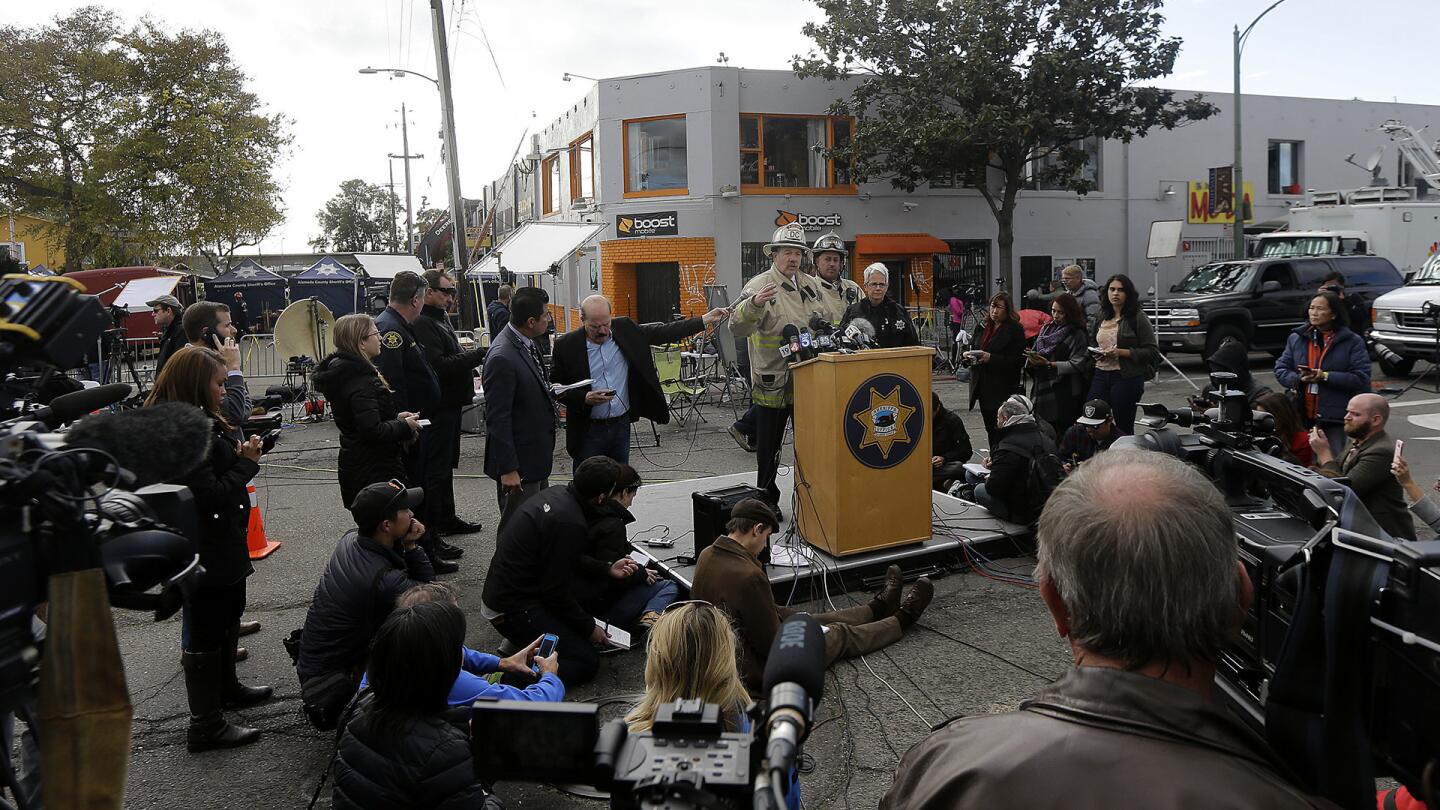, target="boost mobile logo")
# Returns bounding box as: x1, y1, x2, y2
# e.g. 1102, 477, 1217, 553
616, 212, 678, 237
774, 210, 843, 231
